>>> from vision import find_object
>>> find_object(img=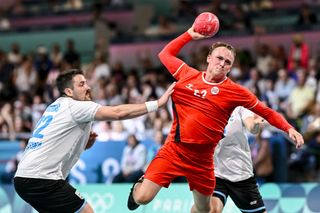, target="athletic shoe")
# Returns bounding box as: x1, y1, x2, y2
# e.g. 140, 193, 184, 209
127, 176, 144, 210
